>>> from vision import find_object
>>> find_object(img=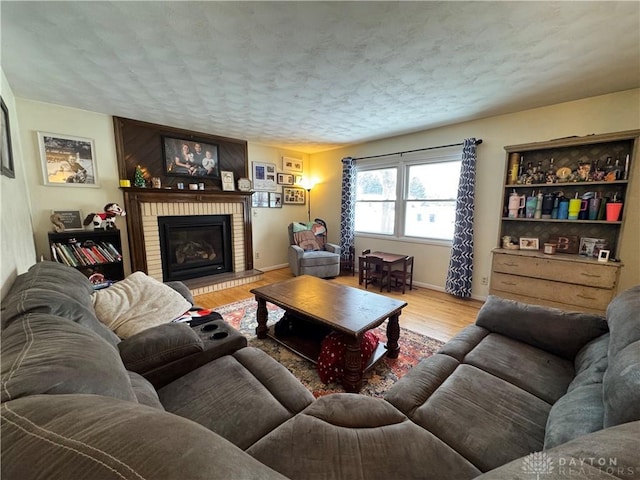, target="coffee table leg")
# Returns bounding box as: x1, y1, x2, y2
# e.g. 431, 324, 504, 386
386, 313, 401, 359
343, 338, 363, 393
255, 296, 268, 339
